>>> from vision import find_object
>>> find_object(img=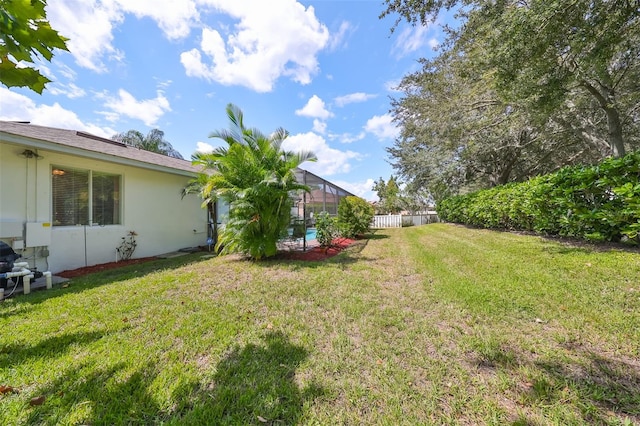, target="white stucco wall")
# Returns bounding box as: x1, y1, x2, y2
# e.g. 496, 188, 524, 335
1, 141, 207, 273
